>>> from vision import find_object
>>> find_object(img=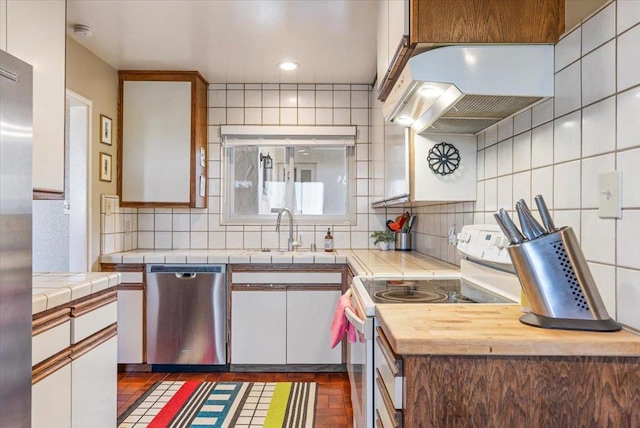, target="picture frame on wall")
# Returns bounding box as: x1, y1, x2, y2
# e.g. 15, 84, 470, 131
99, 152, 112, 182
100, 114, 112, 145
